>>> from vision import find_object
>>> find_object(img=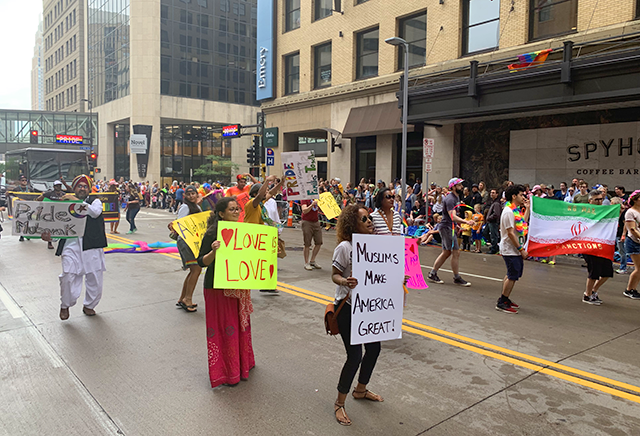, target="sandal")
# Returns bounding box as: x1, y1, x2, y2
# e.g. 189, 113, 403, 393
179, 301, 197, 313
334, 402, 351, 426
176, 301, 197, 308
352, 389, 384, 402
